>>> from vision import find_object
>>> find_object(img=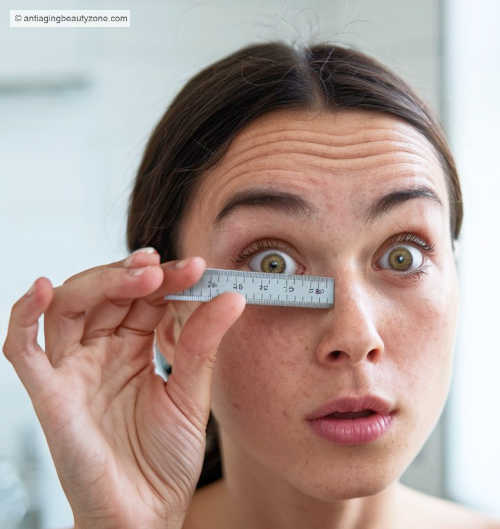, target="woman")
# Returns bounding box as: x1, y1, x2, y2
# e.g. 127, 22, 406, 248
4, 41, 499, 529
